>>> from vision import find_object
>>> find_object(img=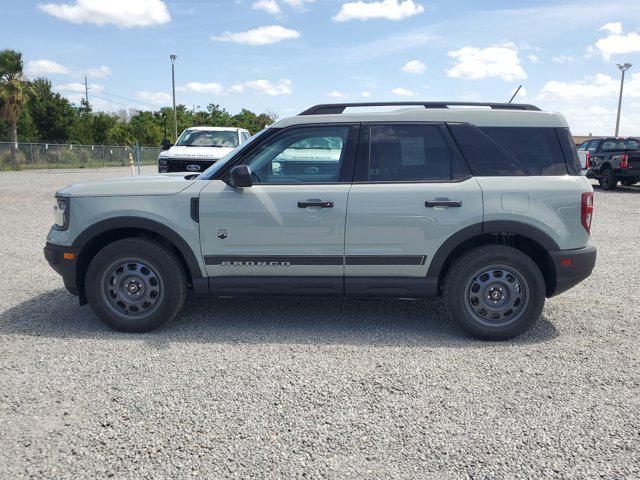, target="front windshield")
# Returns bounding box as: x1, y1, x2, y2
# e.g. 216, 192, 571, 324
176, 129, 239, 148
199, 129, 268, 179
